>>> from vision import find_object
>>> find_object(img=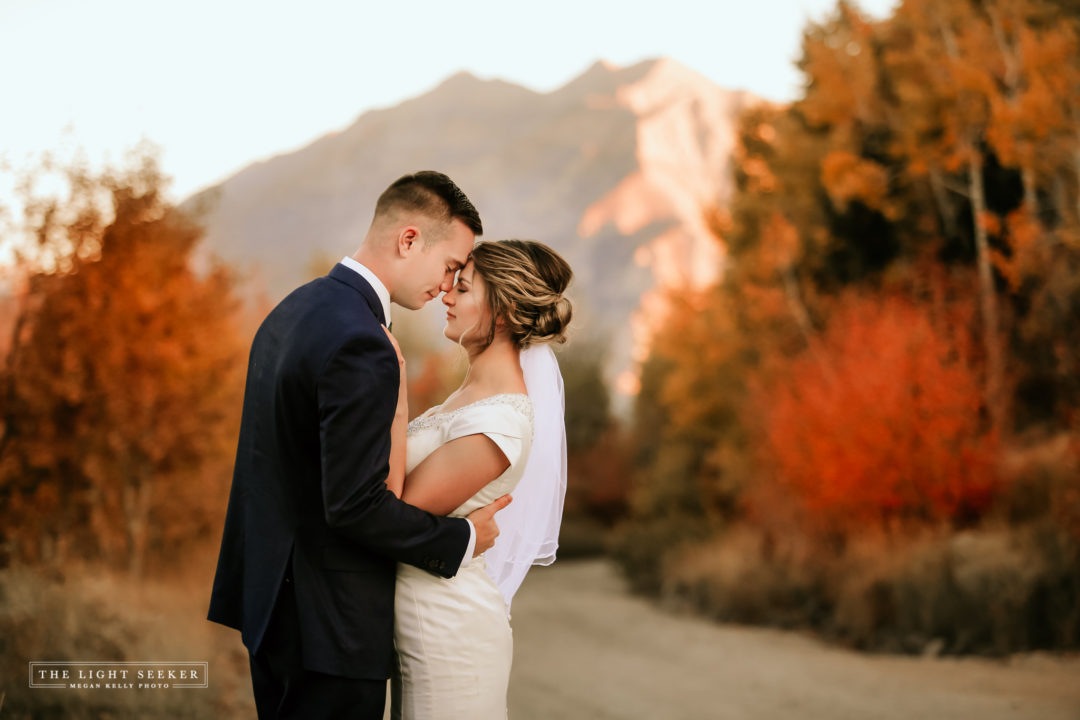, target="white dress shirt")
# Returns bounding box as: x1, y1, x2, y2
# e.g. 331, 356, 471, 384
336, 257, 476, 568
339, 256, 391, 327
